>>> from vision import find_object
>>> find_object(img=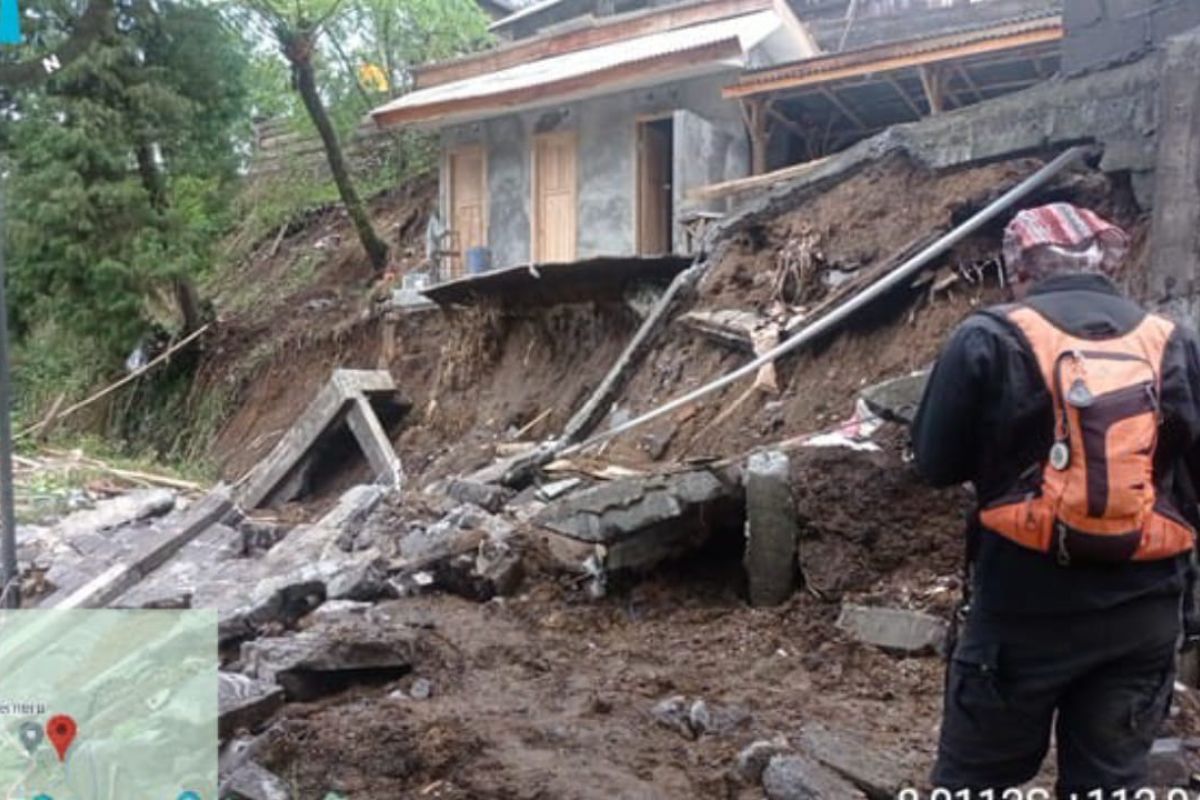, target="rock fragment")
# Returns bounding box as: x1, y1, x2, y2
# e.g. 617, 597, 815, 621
836, 604, 948, 656
762, 754, 866, 800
